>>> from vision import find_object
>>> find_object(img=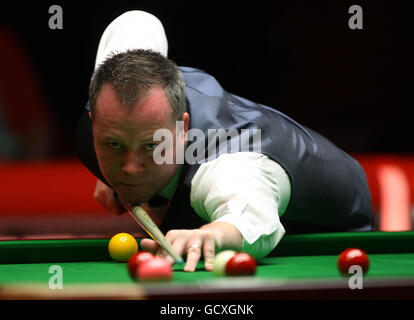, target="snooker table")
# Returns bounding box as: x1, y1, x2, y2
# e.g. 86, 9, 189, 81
1, 231, 414, 300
